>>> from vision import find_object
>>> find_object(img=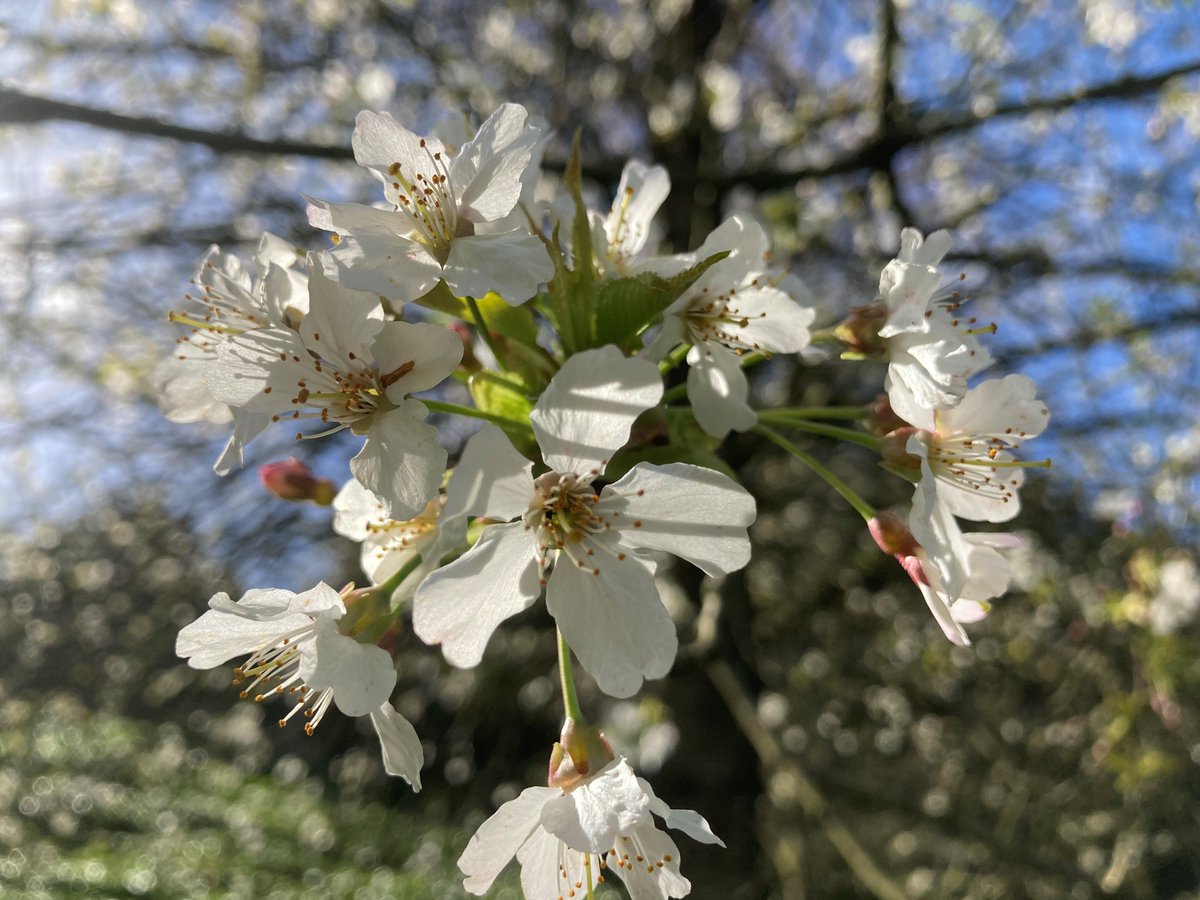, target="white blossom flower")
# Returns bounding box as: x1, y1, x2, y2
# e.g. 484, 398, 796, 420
878, 228, 993, 424
307, 103, 553, 305
904, 374, 1050, 523
155, 235, 308, 468
1149, 555, 1200, 635
591, 159, 675, 277
871, 509, 1018, 647
175, 582, 423, 788
413, 346, 756, 697
205, 262, 462, 518
459, 757, 721, 899
646, 215, 815, 437
332, 477, 465, 599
